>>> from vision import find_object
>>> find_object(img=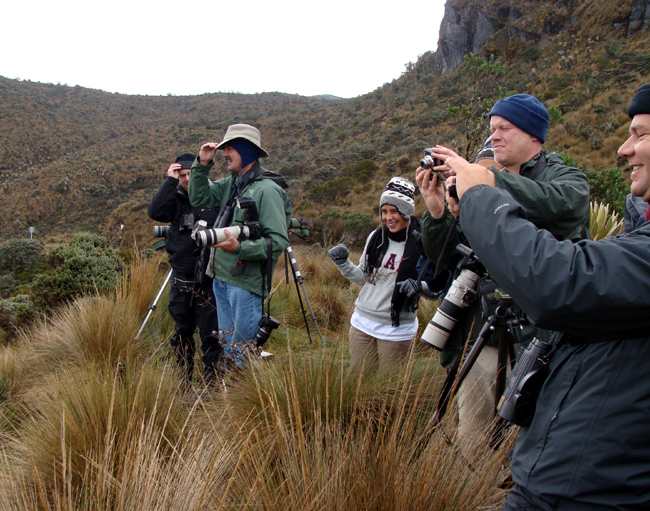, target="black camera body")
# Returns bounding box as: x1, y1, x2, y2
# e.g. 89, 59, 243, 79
179, 213, 195, 231
498, 336, 554, 427
254, 314, 280, 347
